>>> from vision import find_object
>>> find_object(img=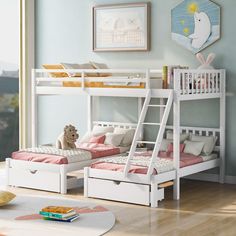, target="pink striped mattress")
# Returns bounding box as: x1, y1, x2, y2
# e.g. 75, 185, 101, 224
12, 143, 120, 165
91, 151, 217, 175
